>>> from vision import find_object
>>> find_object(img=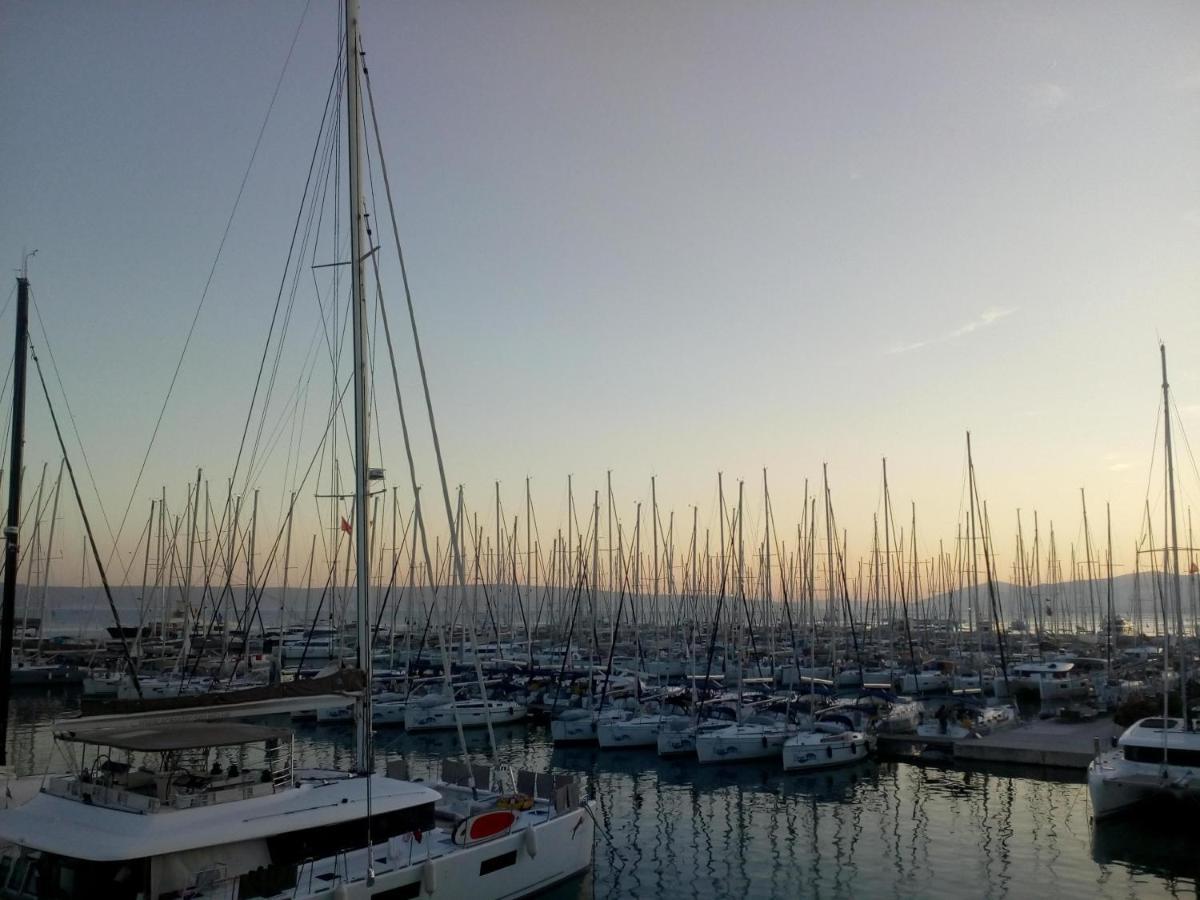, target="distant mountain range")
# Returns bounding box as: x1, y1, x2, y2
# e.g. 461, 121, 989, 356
22, 570, 1197, 639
